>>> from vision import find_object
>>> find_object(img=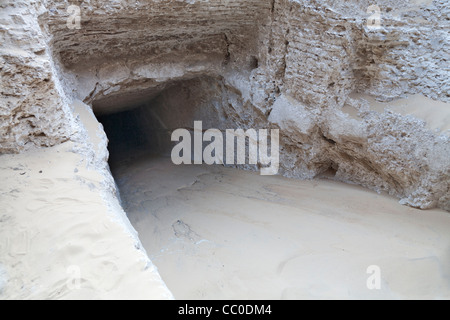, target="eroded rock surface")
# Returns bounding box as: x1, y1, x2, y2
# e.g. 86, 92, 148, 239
0, 0, 76, 153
